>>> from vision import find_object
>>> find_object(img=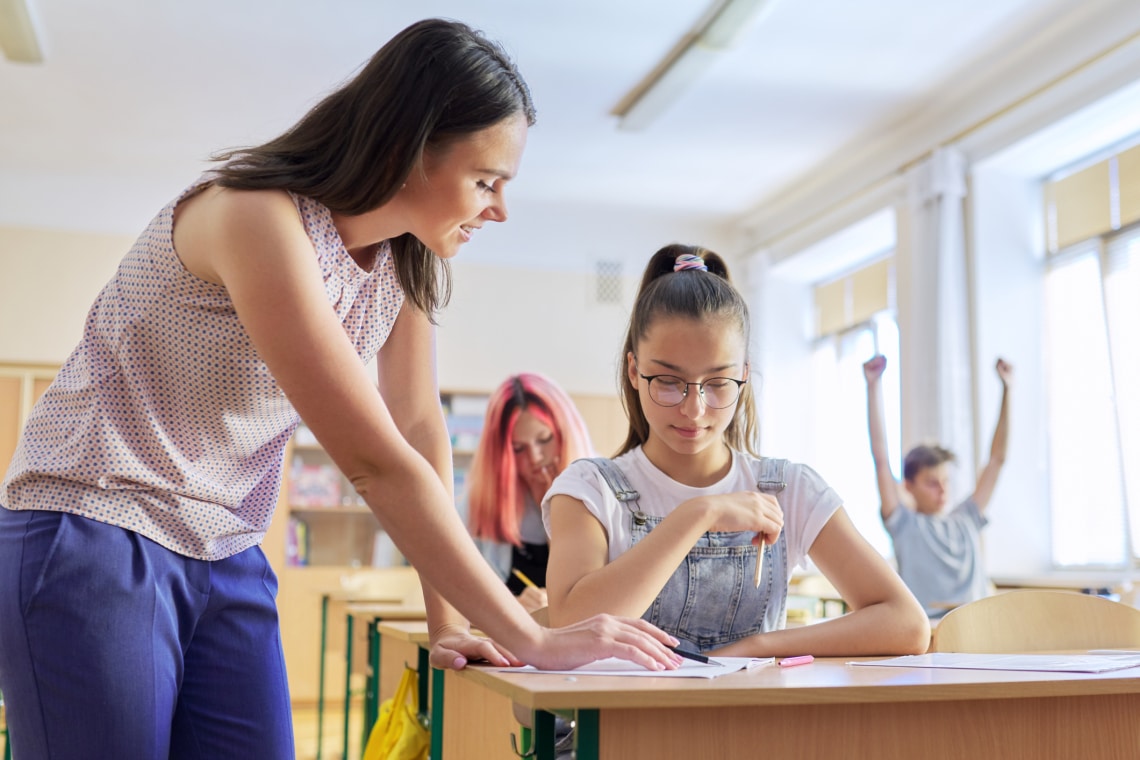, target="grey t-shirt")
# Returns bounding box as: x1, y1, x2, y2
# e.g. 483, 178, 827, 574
885, 497, 989, 617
